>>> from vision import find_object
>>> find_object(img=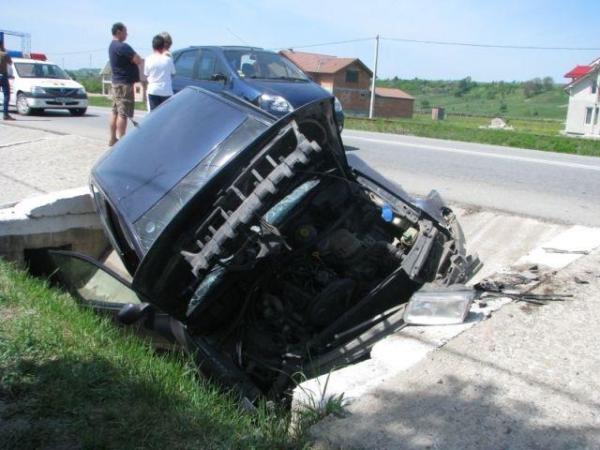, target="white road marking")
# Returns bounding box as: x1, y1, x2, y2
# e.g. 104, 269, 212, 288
344, 134, 600, 172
